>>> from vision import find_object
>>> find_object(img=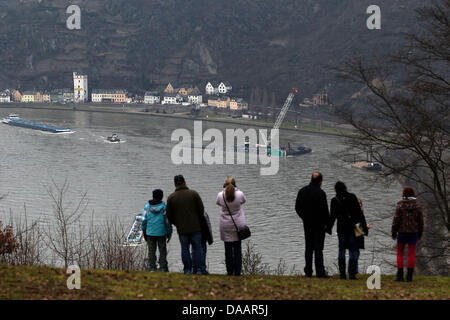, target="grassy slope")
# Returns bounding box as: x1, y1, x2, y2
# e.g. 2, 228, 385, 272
0, 265, 448, 300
